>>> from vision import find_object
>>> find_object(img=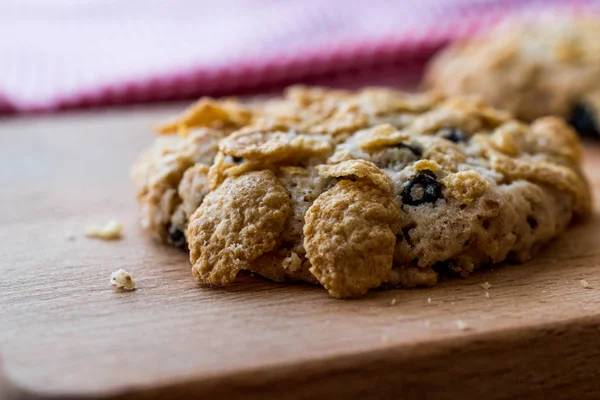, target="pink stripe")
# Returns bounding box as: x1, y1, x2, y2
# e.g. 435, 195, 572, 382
0, 0, 598, 114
